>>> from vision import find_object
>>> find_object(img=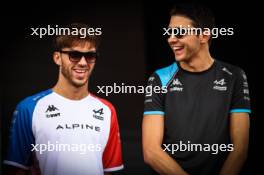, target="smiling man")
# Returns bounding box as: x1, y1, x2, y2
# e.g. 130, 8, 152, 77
142, 3, 251, 175
4, 23, 123, 175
